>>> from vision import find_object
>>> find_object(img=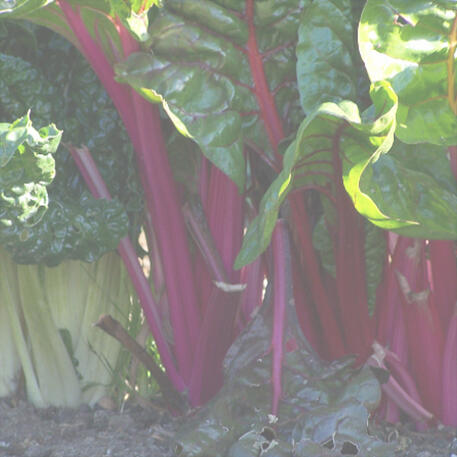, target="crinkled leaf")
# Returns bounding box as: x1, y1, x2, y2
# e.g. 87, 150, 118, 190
2, 195, 129, 265
0, 112, 59, 229
115, 0, 308, 191
297, 0, 361, 113
235, 81, 397, 268
359, 0, 457, 145
0, 27, 141, 264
